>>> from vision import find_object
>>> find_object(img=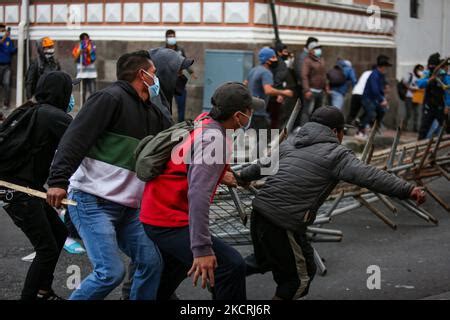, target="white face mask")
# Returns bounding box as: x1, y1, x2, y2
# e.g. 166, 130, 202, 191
44, 48, 55, 59
167, 37, 177, 46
